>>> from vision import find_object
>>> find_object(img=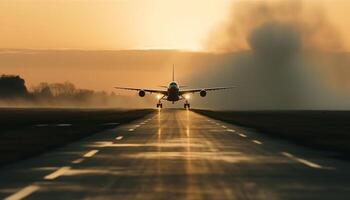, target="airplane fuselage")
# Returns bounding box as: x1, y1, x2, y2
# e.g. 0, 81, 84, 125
167, 81, 180, 102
